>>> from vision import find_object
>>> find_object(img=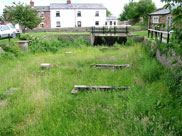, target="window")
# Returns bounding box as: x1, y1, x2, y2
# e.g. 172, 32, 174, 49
95, 11, 99, 17
77, 21, 81, 27
56, 21, 61, 27
40, 12, 44, 18
153, 16, 159, 24
110, 21, 112, 25
114, 21, 116, 25
95, 21, 99, 26
77, 11, 81, 17
40, 23, 44, 28
105, 22, 107, 26
56, 11, 60, 17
